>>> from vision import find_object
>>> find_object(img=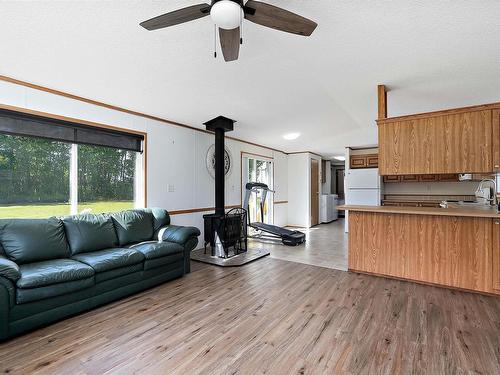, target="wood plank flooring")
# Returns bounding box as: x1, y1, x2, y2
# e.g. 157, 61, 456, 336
1, 258, 500, 374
